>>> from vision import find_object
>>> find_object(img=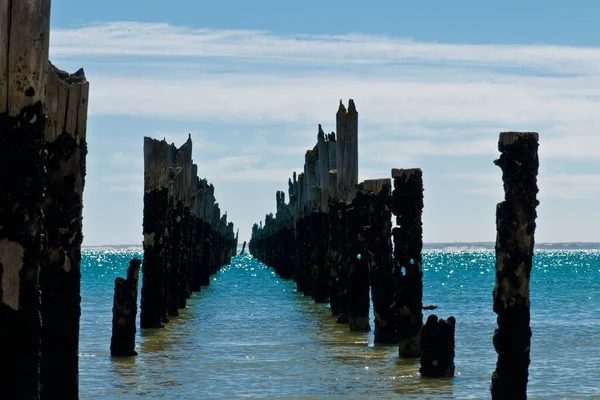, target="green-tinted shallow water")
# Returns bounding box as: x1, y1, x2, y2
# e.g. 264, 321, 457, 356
80, 250, 600, 399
